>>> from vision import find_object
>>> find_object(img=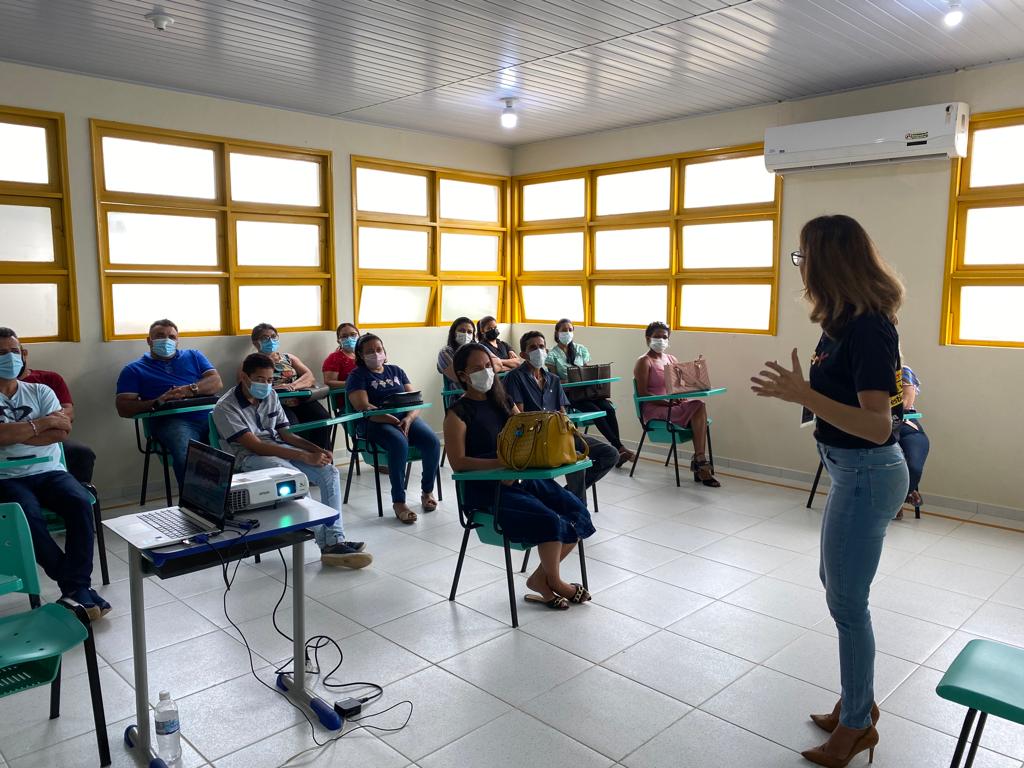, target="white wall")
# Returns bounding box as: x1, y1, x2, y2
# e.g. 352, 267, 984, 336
0, 61, 511, 500
513, 60, 1024, 515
